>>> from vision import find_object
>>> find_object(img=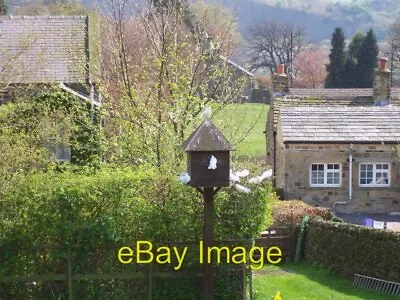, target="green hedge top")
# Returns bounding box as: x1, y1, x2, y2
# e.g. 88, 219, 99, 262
0, 166, 274, 248
304, 218, 400, 282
